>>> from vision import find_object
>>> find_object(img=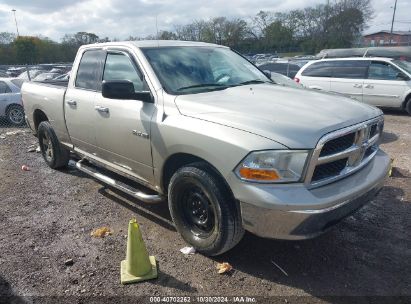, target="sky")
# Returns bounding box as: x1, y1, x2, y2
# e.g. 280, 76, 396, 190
0, 0, 410, 41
